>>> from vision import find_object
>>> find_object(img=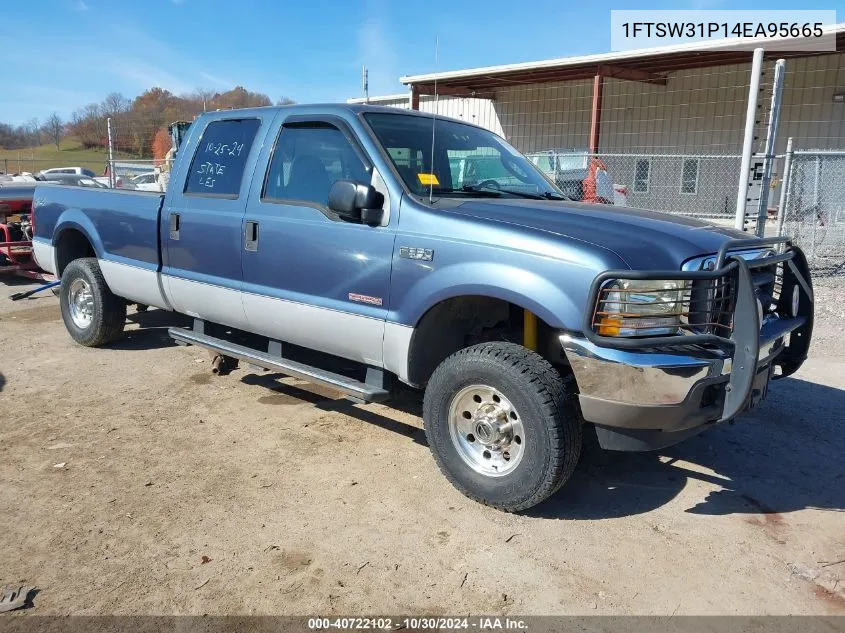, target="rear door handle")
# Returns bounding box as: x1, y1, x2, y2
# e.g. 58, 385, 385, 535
245, 220, 259, 252
168, 213, 180, 240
